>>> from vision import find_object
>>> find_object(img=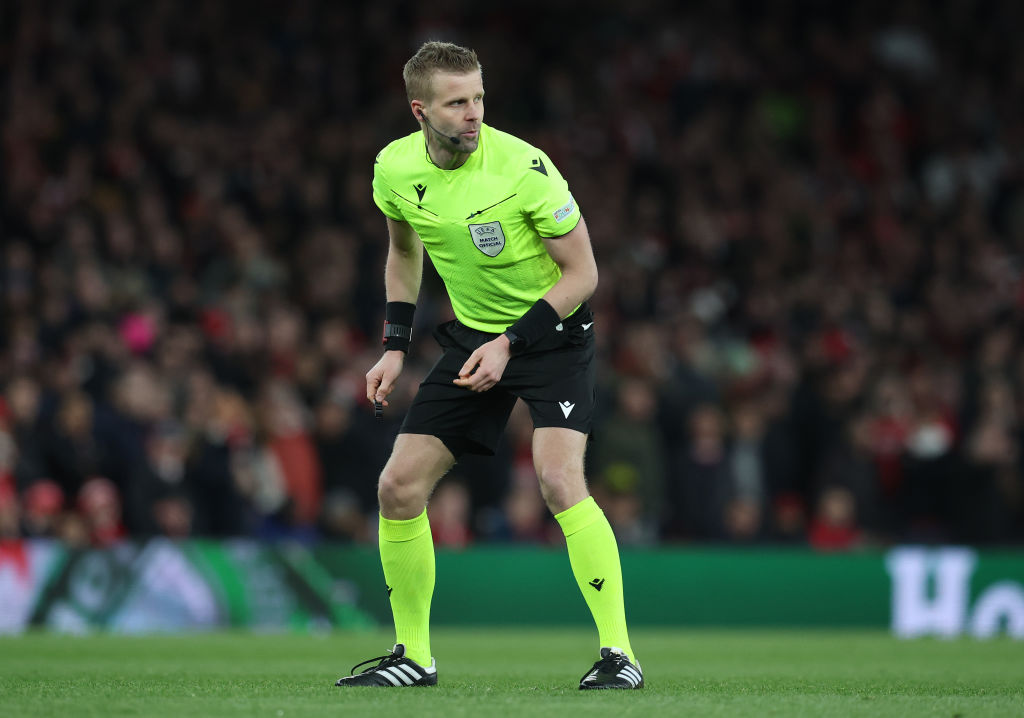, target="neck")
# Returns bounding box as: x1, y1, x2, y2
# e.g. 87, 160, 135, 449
424, 129, 471, 170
